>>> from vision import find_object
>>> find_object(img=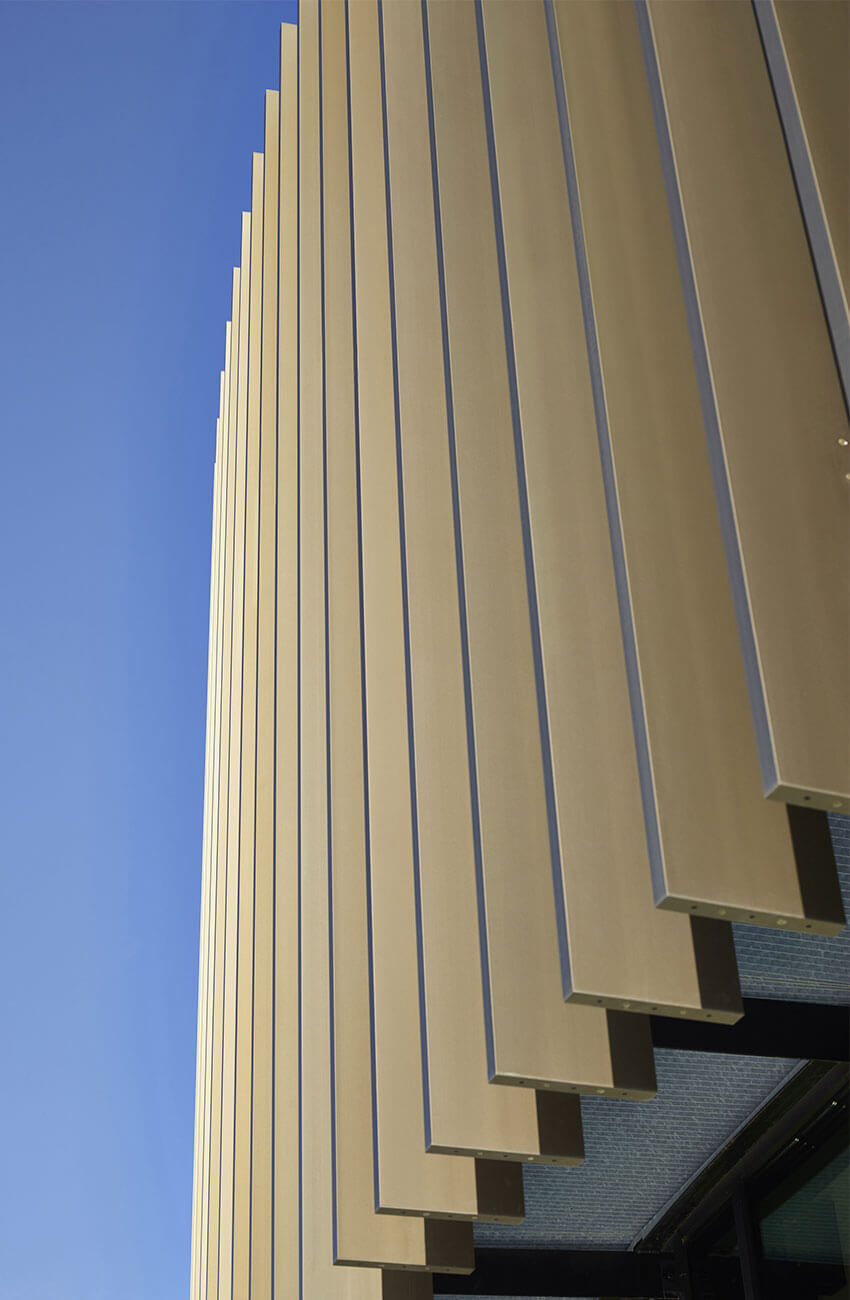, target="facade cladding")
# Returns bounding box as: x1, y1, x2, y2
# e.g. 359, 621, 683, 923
190, 3, 849, 1298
